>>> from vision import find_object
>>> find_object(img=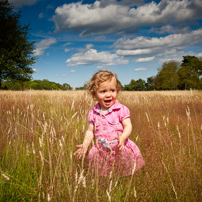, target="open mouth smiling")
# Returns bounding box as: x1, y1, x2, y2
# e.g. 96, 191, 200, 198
104, 100, 112, 105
